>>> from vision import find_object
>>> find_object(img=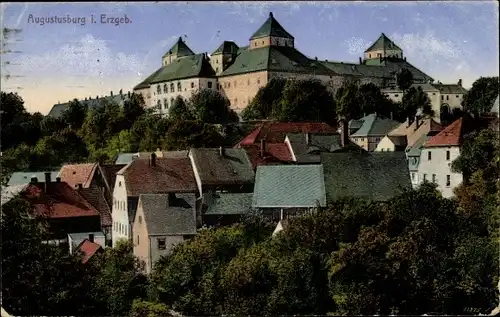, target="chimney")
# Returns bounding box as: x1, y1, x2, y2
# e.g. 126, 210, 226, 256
150, 152, 157, 167
341, 120, 349, 147
76, 183, 83, 190
359, 57, 362, 64
56, 177, 61, 182
30, 176, 38, 184
168, 193, 176, 206
458, 79, 462, 87
219, 146, 225, 156
110, 91, 113, 96
44, 172, 51, 193
88, 234, 94, 243
260, 139, 266, 157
